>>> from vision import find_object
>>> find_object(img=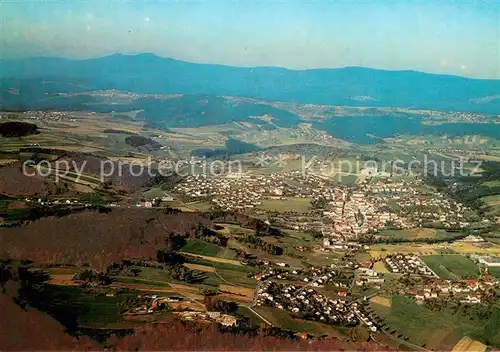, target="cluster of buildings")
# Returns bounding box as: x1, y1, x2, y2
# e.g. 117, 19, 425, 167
122, 294, 173, 315
255, 264, 350, 289
404, 277, 499, 305
384, 254, 436, 276
354, 268, 385, 287
425, 110, 490, 123
256, 281, 358, 326
426, 147, 488, 155
173, 311, 239, 327
174, 170, 471, 241
321, 240, 370, 257
8, 110, 76, 122
124, 293, 240, 327
74, 89, 175, 101
367, 180, 472, 230
251, 262, 384, 330
135, 194, 174, 208
471, 255, 500, 268
352, 302, 378, 332
26, 197, 88, 207
173, 171, 333, 211
319, 187, 409, 240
